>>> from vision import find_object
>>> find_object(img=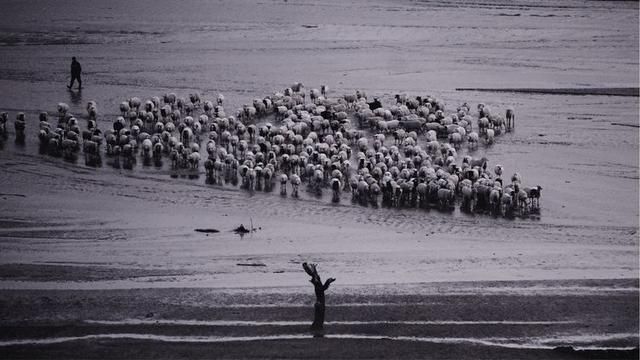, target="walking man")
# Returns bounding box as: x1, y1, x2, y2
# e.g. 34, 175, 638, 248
67, 57, 82, 90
